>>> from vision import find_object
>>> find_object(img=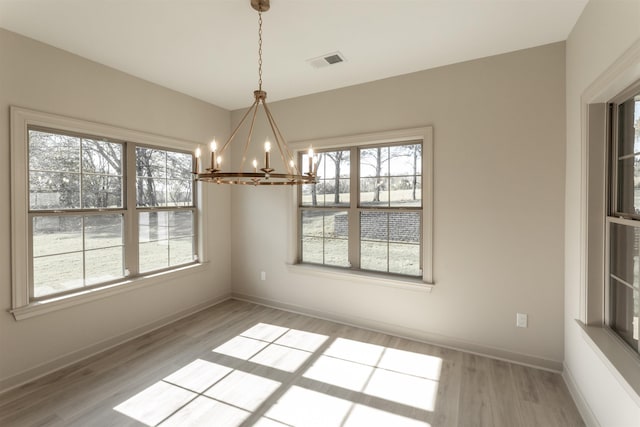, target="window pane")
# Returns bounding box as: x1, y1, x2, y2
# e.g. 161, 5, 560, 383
390, 212, 421, 244
360, 177, 389, 206
302, 237, 323, 264
360, 147, 389, 177
137, 177, 167, 207
609, 222, 640, 286
609, 222, 640, 354
301, 183, 319, 207
33, 252, 83, 298
302, 150, 350, 207
609, 278, 639, 352
82, 139, 122, 175
139, 241, 169, 273
167, 151, 193, 179
389, 243, 420, 276
85, 247, 123, 285
82, 175, 122, 208
616, 96, 640, 214
139, 210, 194, 272
361, 212, 388, 272
166, 179, 193, 206
302, 211, 324, 237
28, 130, 124, 211
85, 214, 123, 250
361, 211, 421, 276
301, 210, 348, 267
616, 97, 640, 156
325, 238, 349, 267
389, 144, 421, 175
136, 147, 167, 178
390, 176, 421, 207
29, 130, 80, 173
32, 216, 82, 257
136, 148, 194, 208
170, 237, 194, 266
361, 241, 387, 272
30, 171, 80, 209
139, 211, 169, 242
169, 211, 194, 238
361, 211, 389, 241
